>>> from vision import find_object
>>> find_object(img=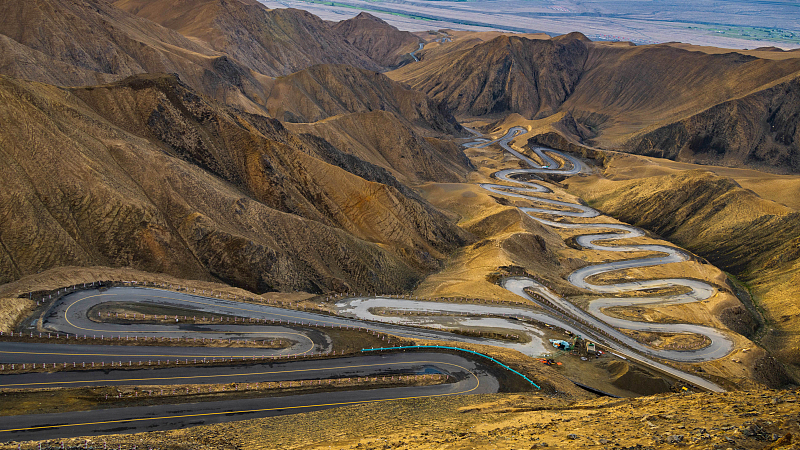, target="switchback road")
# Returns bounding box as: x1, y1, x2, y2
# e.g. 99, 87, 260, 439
0, 352, 494, 440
